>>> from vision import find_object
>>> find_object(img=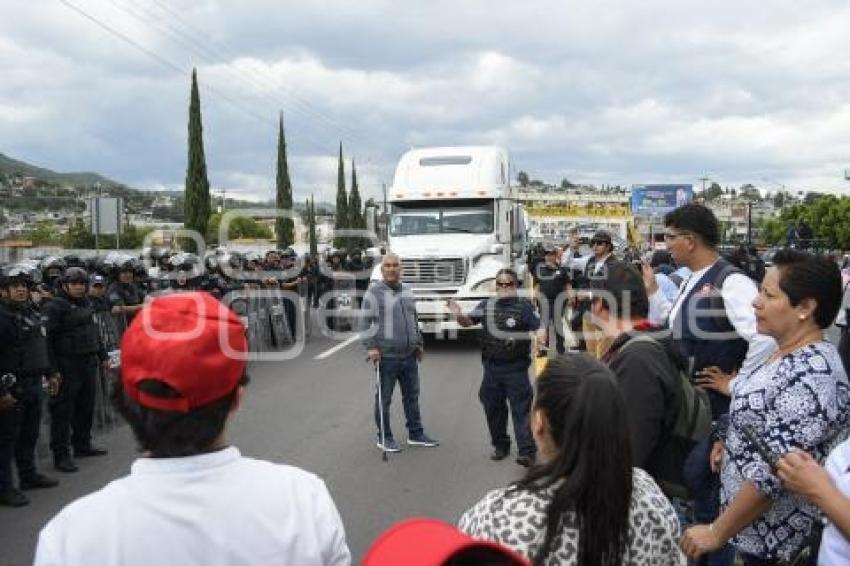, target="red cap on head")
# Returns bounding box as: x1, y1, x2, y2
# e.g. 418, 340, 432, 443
363, 518, 529, 566
120, 292, 247, 412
